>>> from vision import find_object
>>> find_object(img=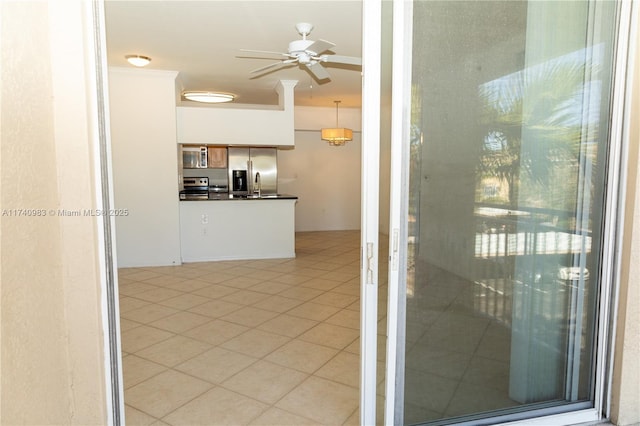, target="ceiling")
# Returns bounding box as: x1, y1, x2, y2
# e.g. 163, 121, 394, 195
104, 1, 363, 108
